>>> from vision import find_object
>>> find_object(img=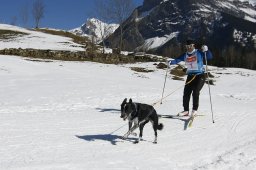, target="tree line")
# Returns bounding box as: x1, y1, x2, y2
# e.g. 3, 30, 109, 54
162, 42, 256, 70
8, 0, 44, 28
